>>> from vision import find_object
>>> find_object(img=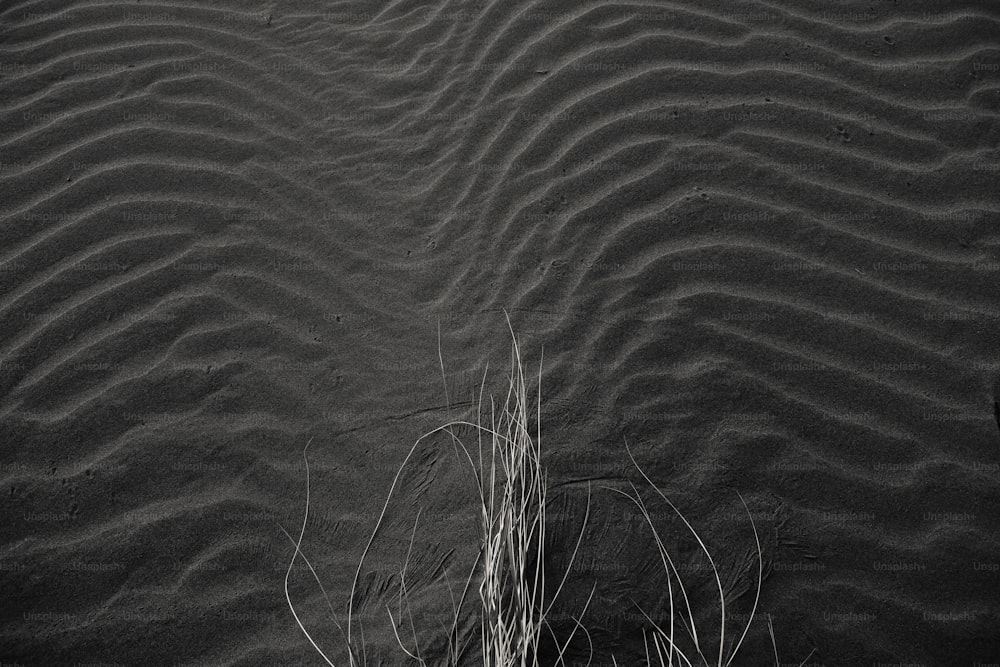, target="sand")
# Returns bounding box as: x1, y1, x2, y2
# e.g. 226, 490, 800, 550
2, 0, 1000, 665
